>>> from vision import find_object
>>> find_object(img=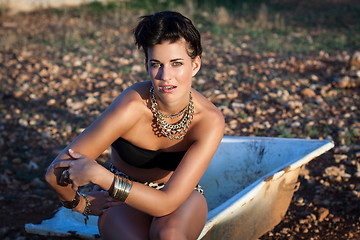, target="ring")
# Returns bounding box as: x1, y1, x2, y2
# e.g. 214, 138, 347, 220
62, 169, 71, 183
